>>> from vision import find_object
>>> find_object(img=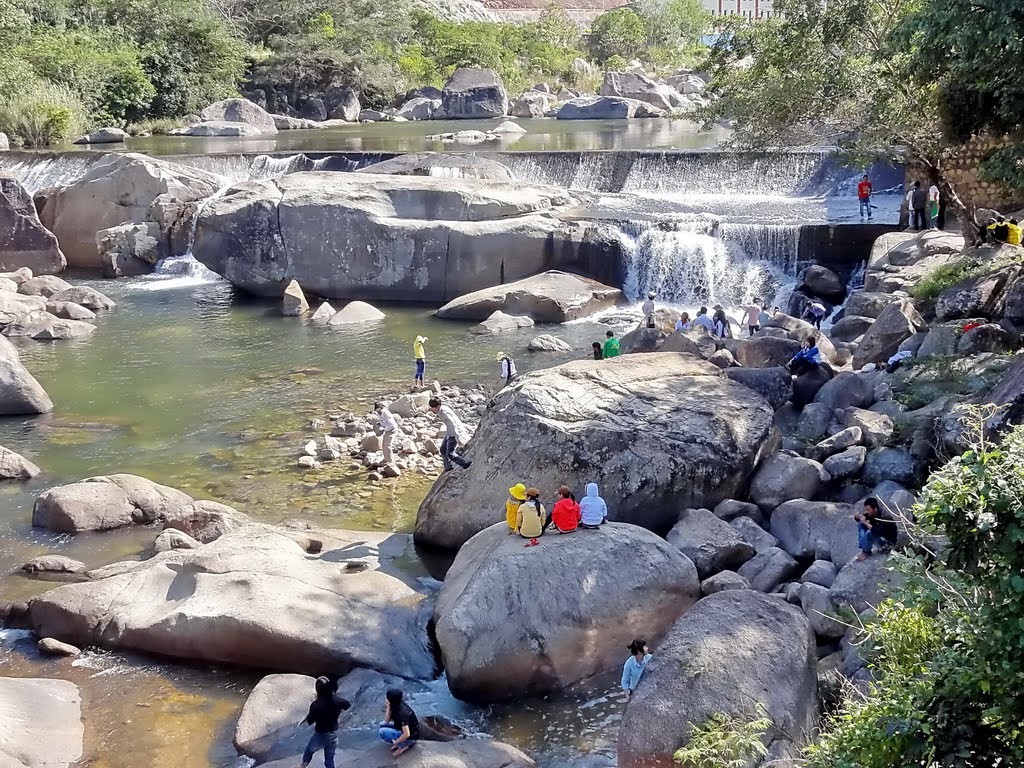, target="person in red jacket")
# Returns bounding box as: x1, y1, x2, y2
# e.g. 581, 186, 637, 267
547, 485, 581, 533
